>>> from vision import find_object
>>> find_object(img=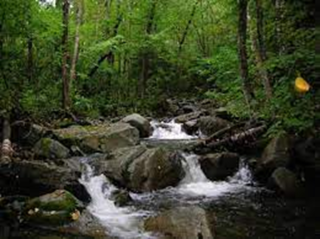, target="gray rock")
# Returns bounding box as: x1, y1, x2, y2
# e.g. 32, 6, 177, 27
0, 160, 90, 202
200, 153, 240, 181
182, 119, 198, 135
34, 138, 70, 159
174, 111, 205, 124
269, 167, 303, 196
197, 116, 230, 136
60, 209, 109, 238
144, 206, 215, 239
255, 134, 291, 181
53, 123, 139, 154
122, 113, 151, 138
94, 146, 185, 192
127, 148, 185, 192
